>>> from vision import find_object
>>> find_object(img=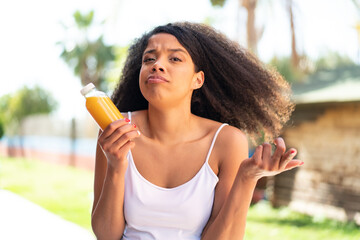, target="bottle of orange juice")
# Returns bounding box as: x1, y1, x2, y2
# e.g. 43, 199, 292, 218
80, 83, 124, 130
